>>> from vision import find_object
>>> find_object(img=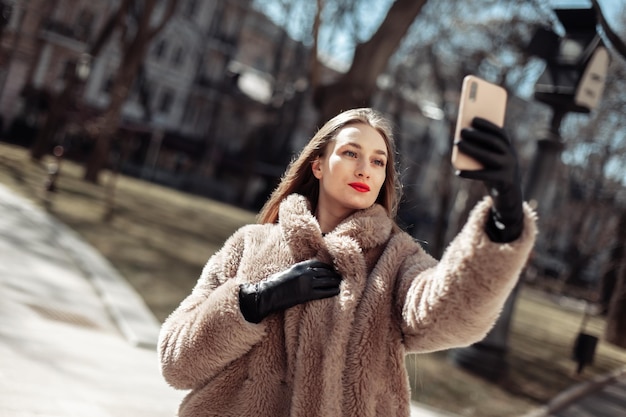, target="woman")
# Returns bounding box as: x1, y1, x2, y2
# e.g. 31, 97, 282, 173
158, 108, 537, 417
